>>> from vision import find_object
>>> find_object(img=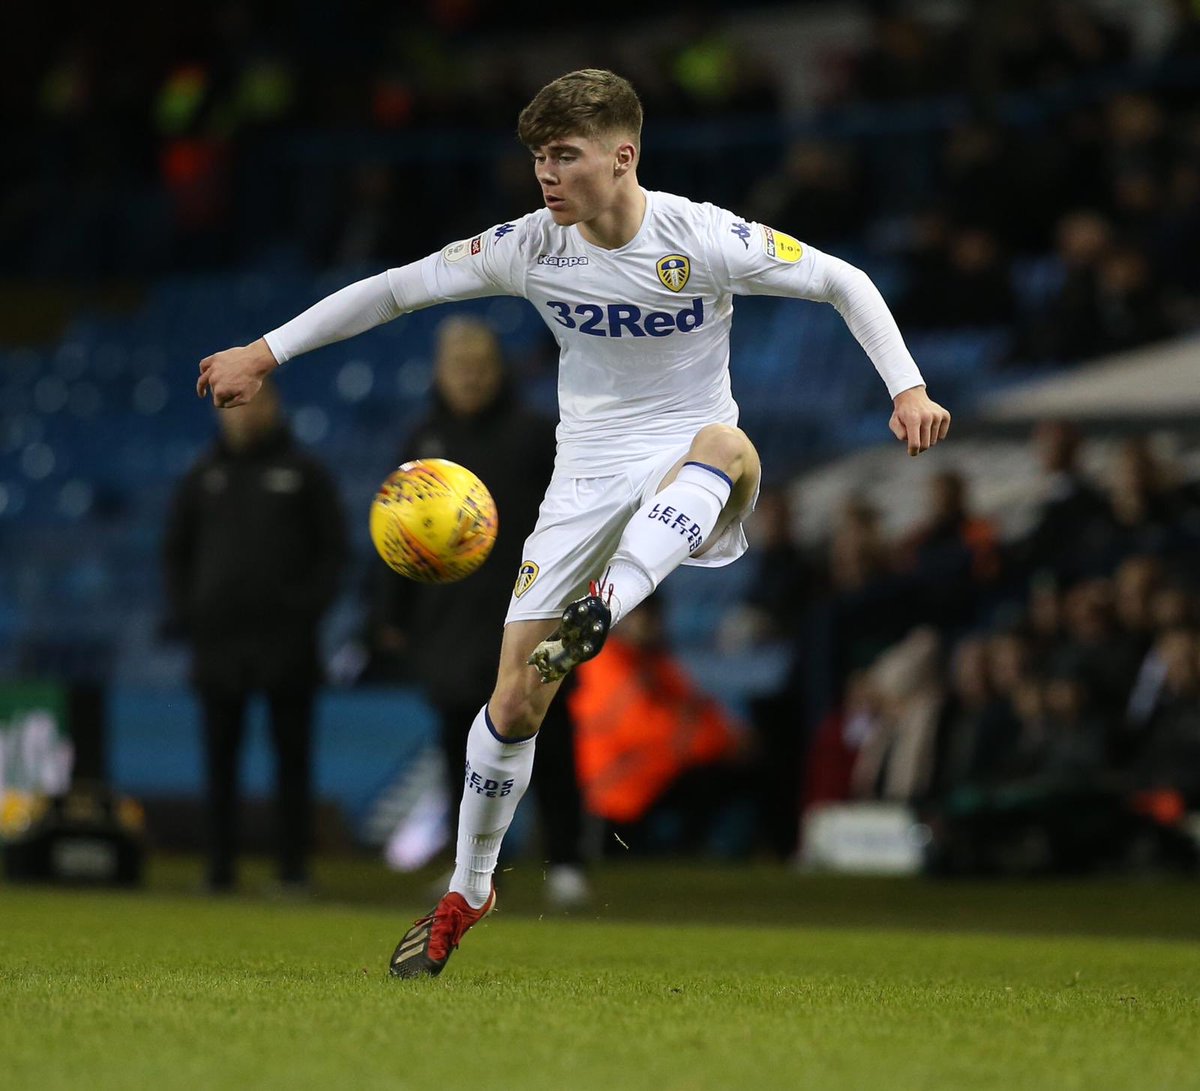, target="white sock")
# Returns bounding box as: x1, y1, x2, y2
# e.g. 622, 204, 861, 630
605, 461, 732, 625
448, 705, 536, 908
